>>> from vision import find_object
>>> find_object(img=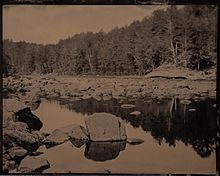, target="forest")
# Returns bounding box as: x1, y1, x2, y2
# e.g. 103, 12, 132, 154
3, 5, 217, 76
